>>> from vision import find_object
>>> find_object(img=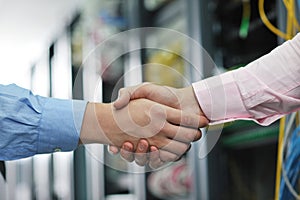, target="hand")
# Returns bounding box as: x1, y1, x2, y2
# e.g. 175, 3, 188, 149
109, 83, 209, 168
79, 98, 205, 161
114, 83, 204, 115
